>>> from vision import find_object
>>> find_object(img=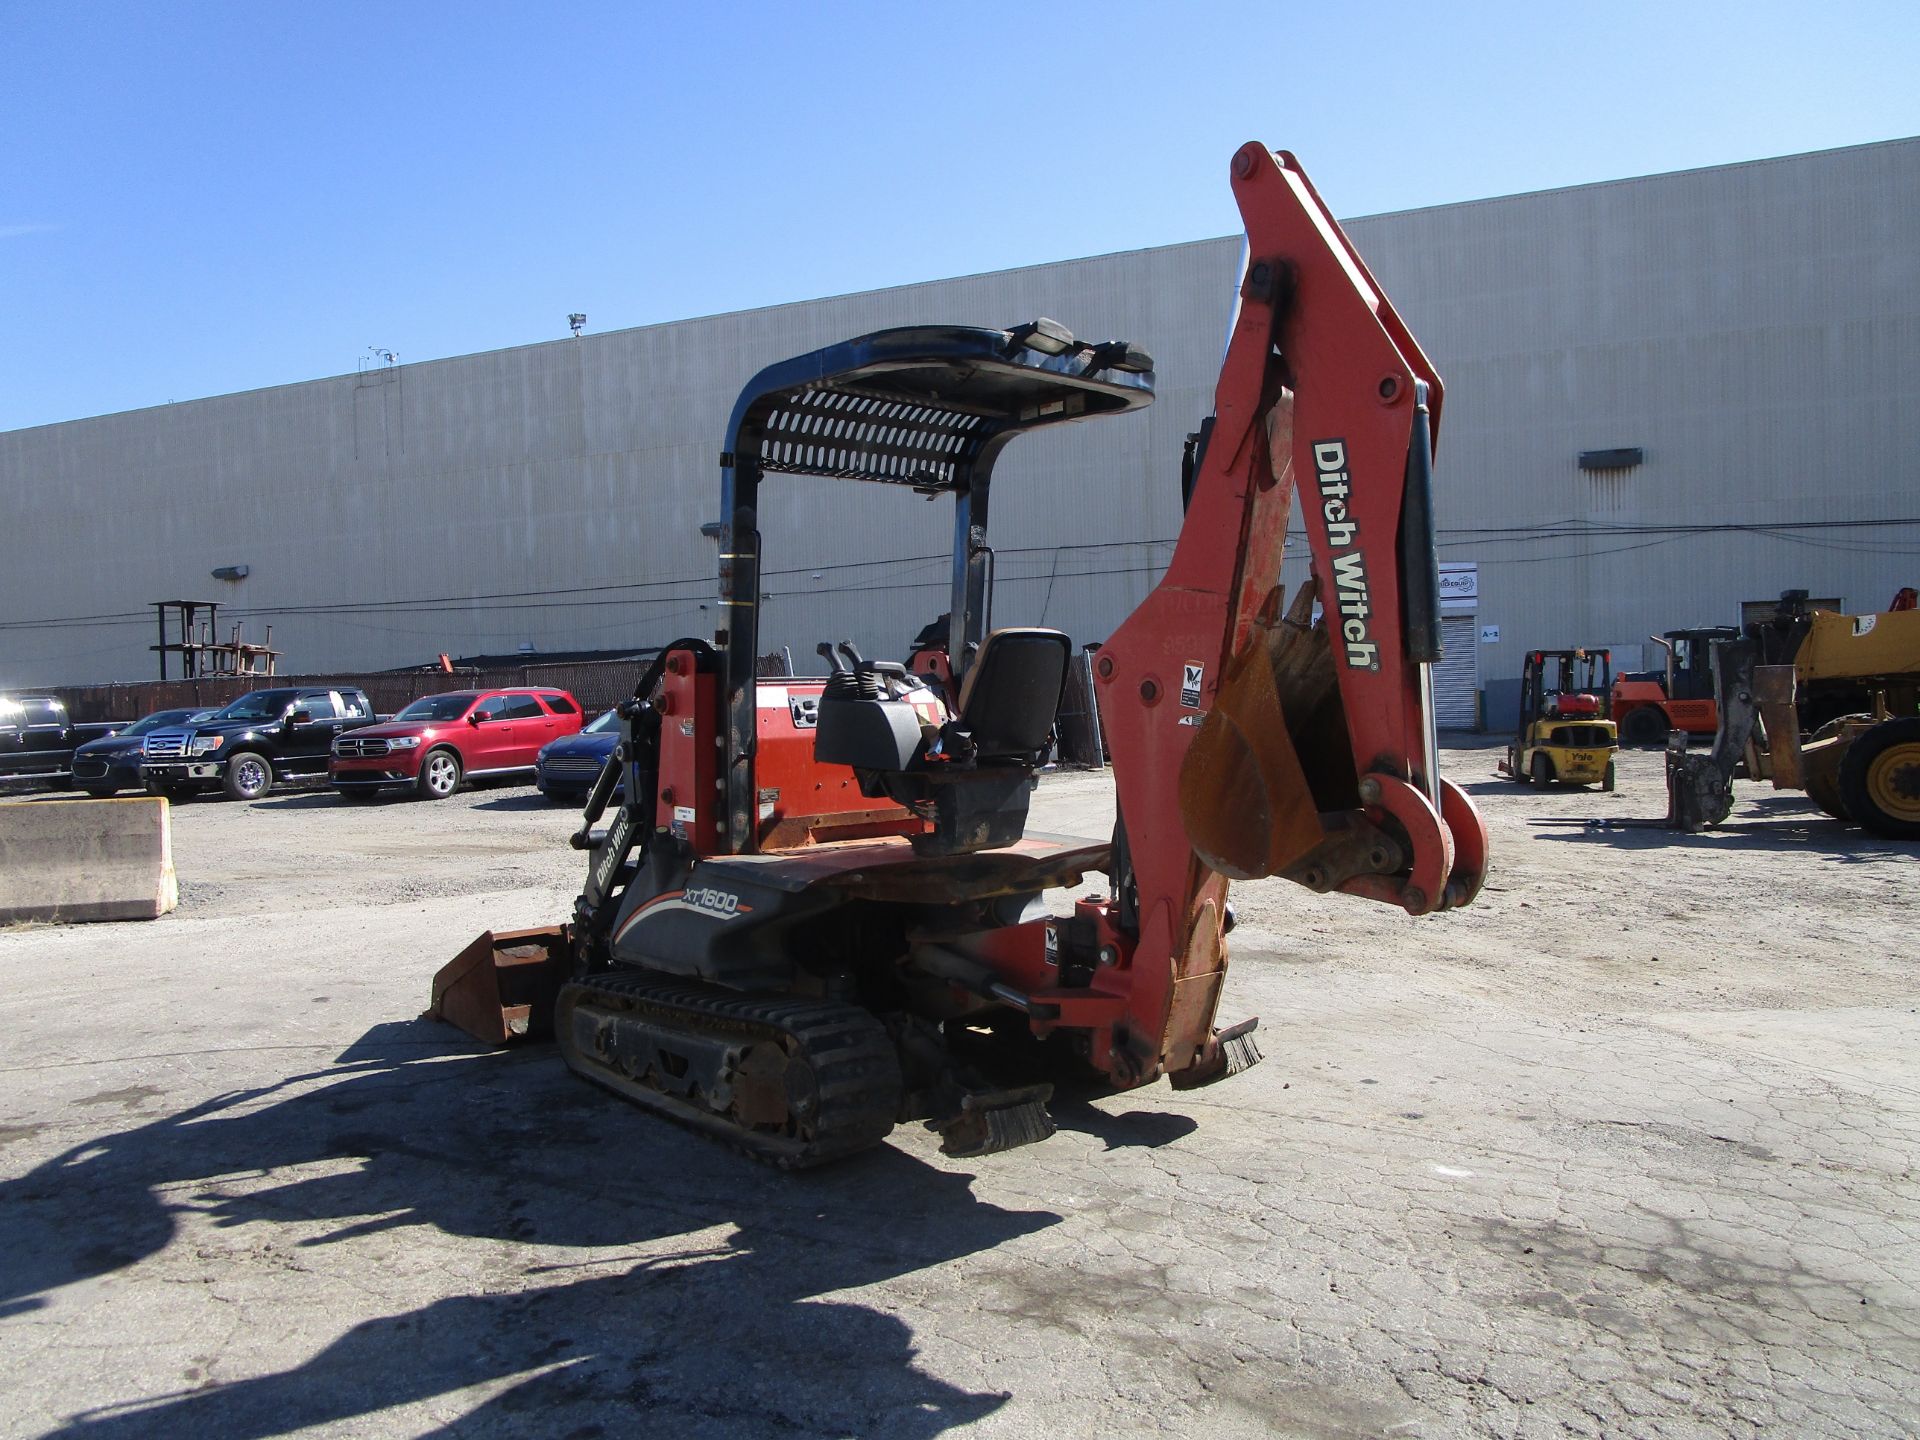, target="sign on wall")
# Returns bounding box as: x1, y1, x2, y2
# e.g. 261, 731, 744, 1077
1438, 563, 1477, 612
1480, 624, 1500, 644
